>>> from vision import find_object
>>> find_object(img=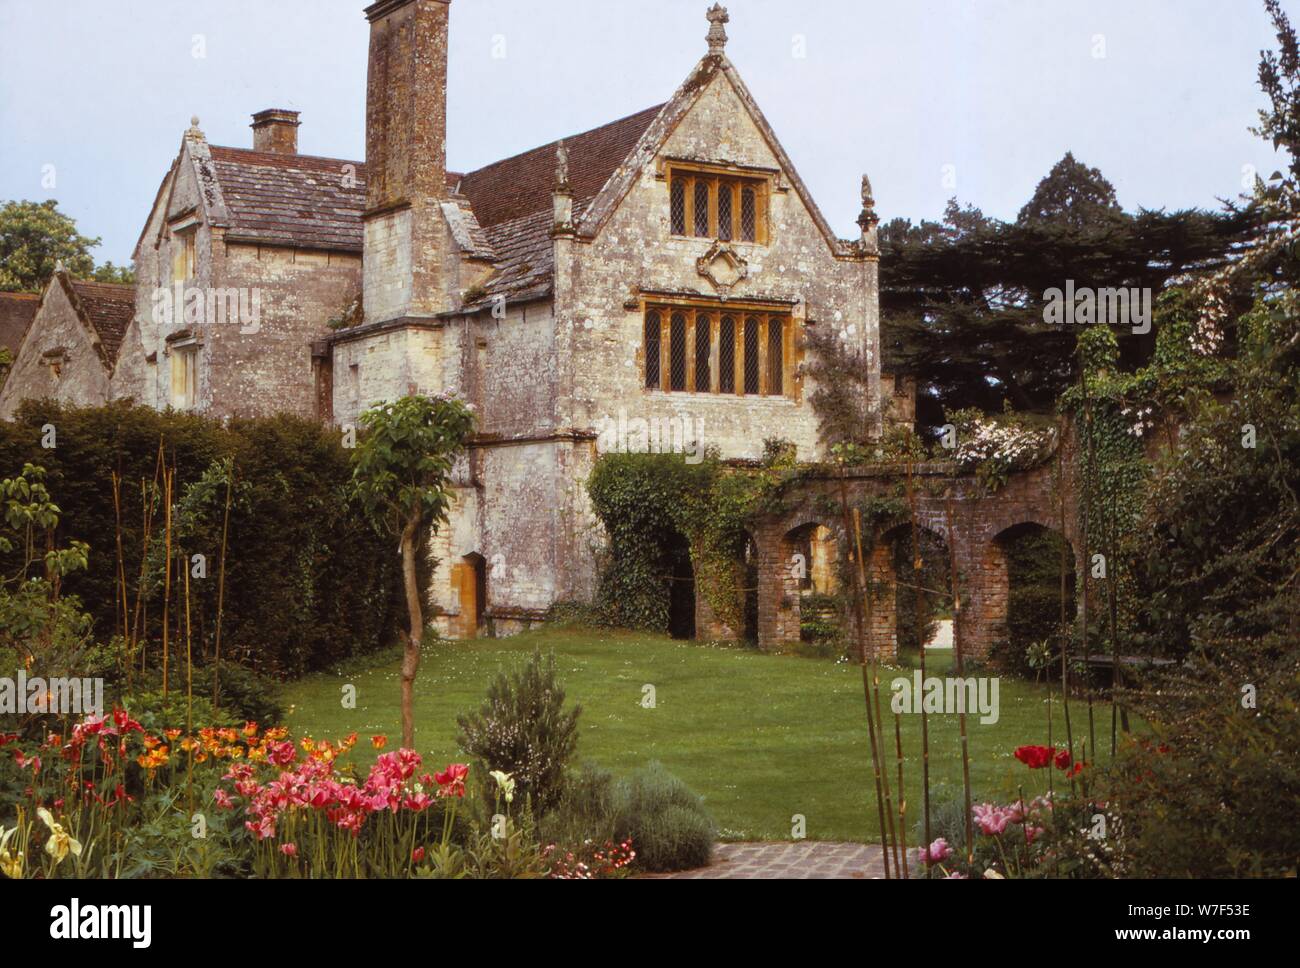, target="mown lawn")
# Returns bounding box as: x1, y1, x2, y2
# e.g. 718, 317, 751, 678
281, 626, 1123, 843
